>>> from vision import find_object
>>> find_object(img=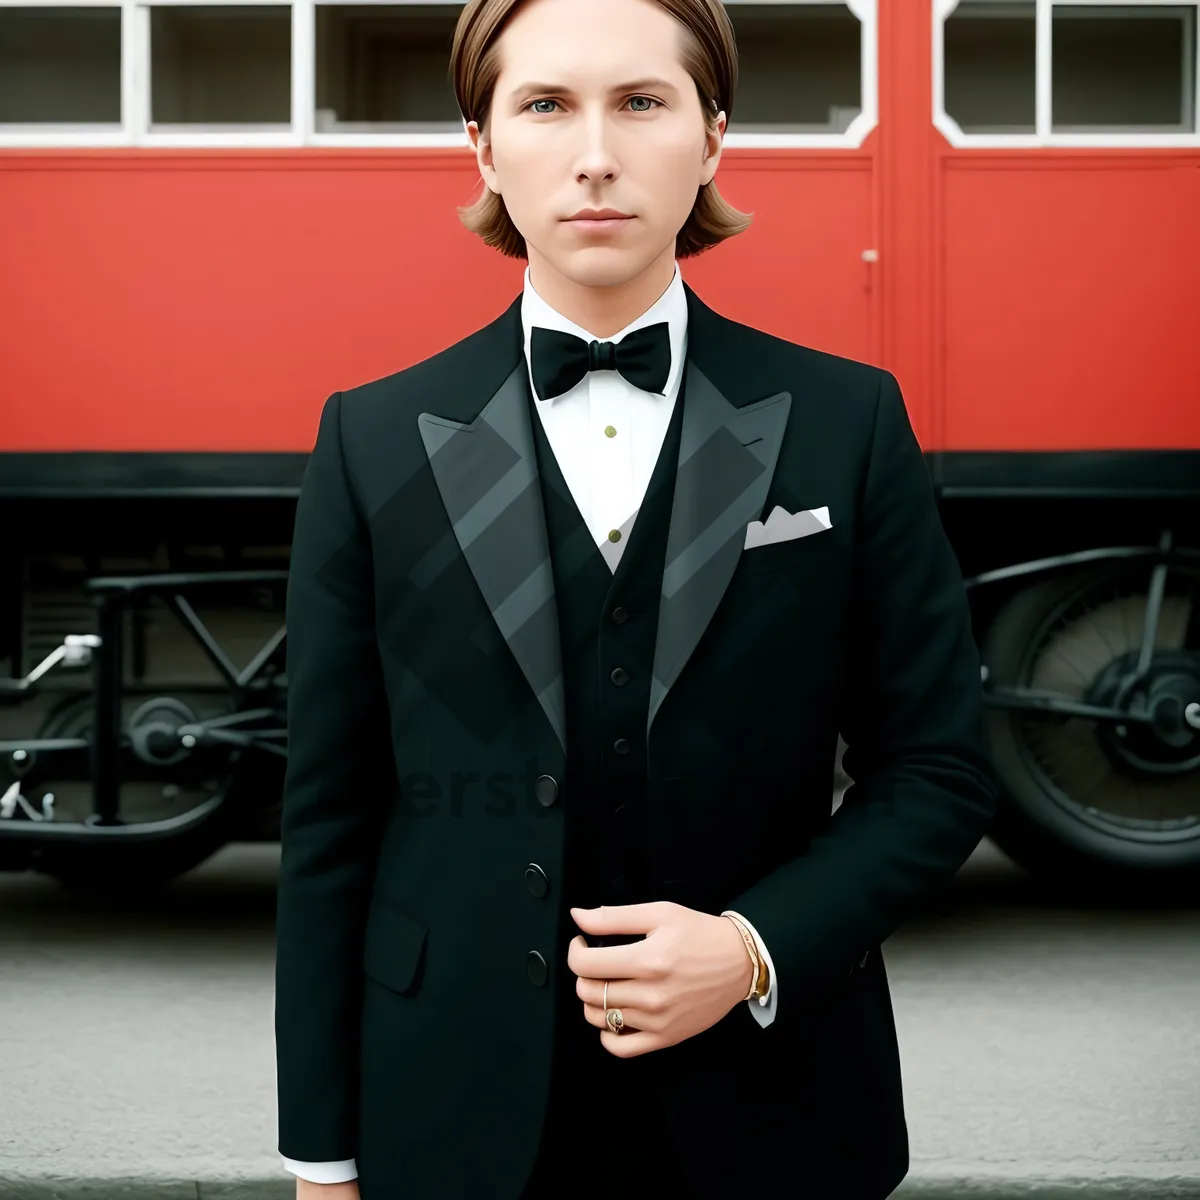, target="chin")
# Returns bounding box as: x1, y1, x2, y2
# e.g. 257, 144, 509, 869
552, 245, 657, 288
